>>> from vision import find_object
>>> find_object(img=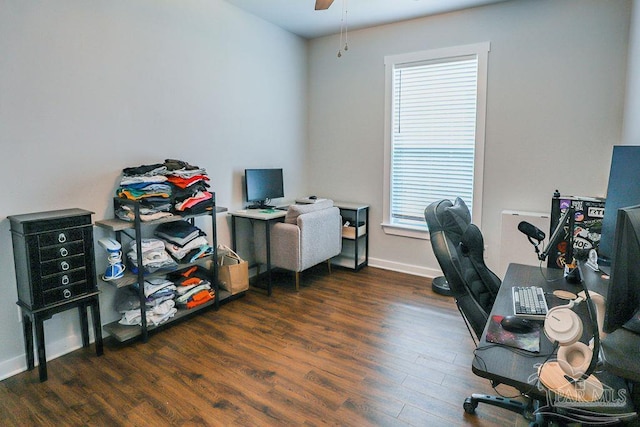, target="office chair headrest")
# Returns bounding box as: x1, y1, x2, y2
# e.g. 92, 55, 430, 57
427, 197, 471, 237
